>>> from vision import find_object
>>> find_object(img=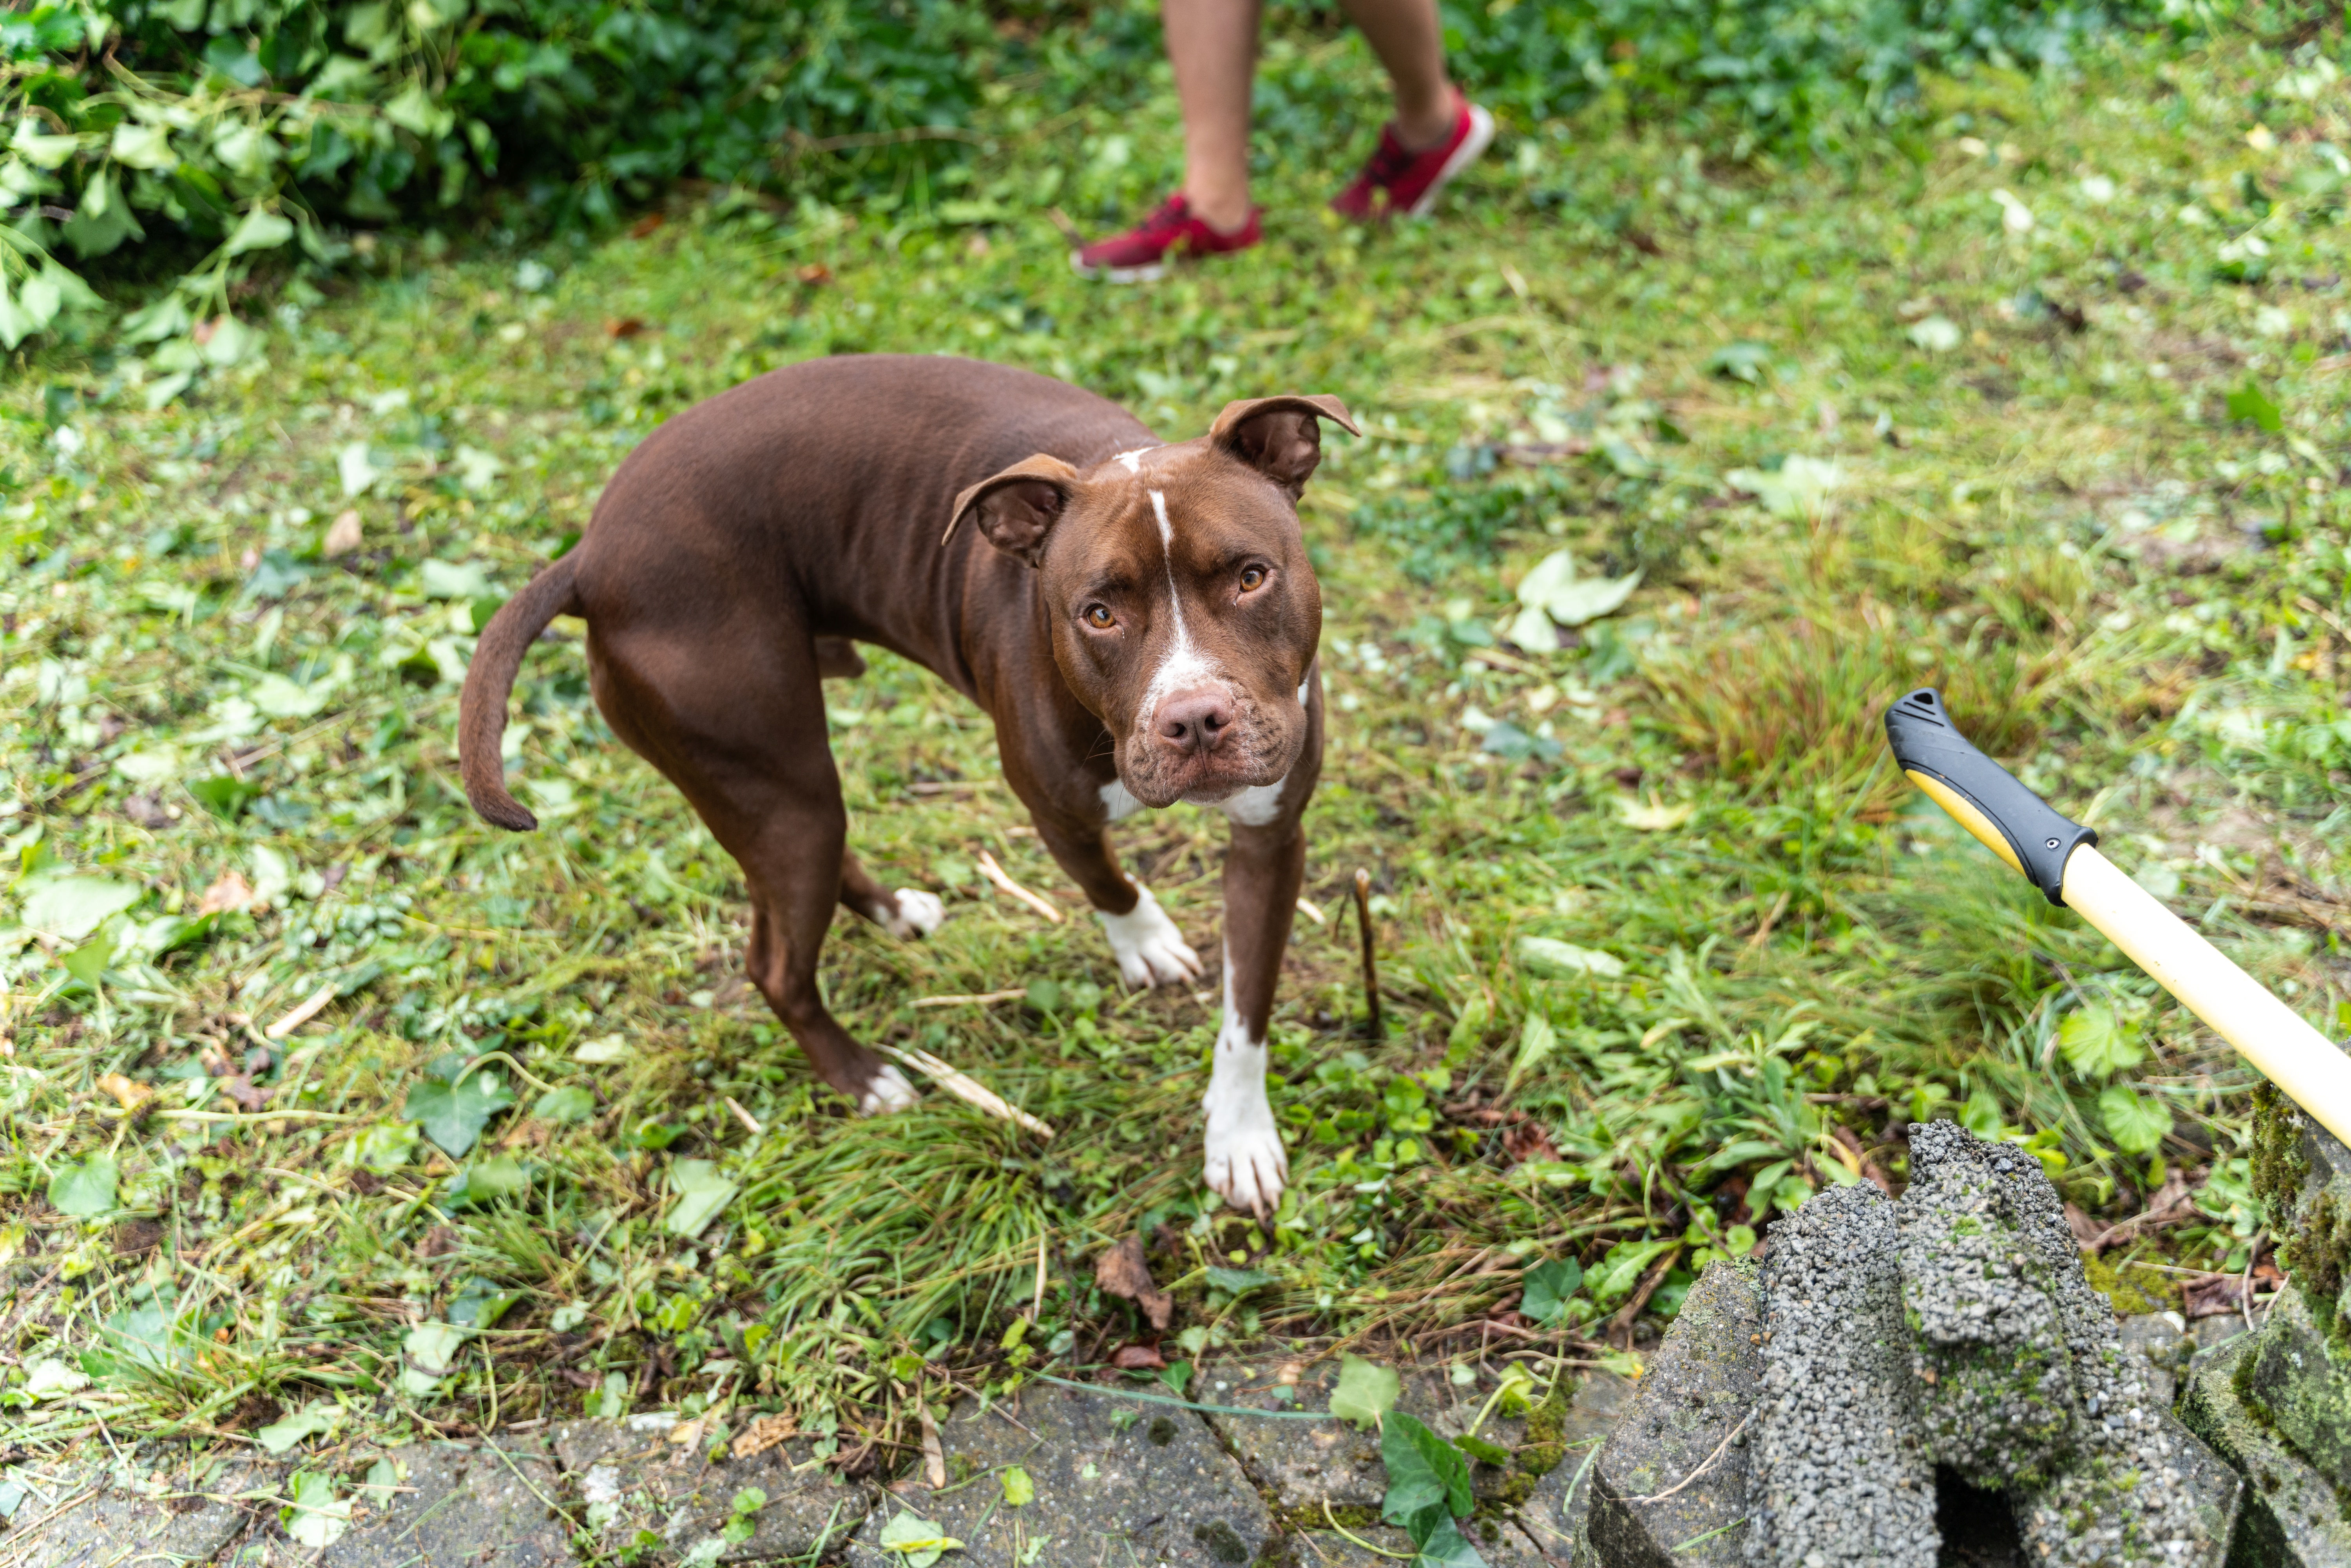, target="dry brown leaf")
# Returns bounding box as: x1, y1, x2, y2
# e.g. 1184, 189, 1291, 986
796, 263, 832, 286
96, 1072, 155, 1112
605, 317, 648, 339
1109, 1342, 1165, 1371
917, 1402, 945, 1488
628, 211, 665, 238
1500, 1121, 1558, 1166
732, 1412, 797, 1460
197, 870, 256, 916
1094, 1235, 1172, 1331
219, 1075, 270, 1112
322, 510, 363, 558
